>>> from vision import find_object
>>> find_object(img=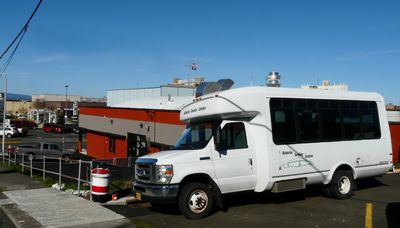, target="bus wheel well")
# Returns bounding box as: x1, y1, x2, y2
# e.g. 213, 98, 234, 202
333, 164, 356, 180
179, 174, 223, 209
335, 164, 354, 173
